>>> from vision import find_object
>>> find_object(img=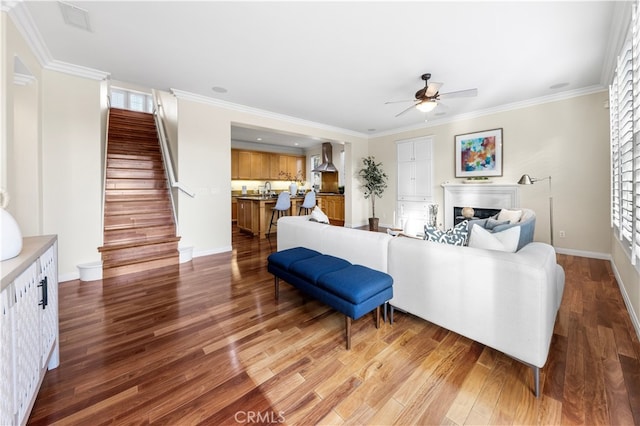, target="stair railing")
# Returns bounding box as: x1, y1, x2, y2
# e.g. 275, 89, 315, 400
151, 90, 195, 230
152, 90, 195, 198
101, 96, 111, 243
